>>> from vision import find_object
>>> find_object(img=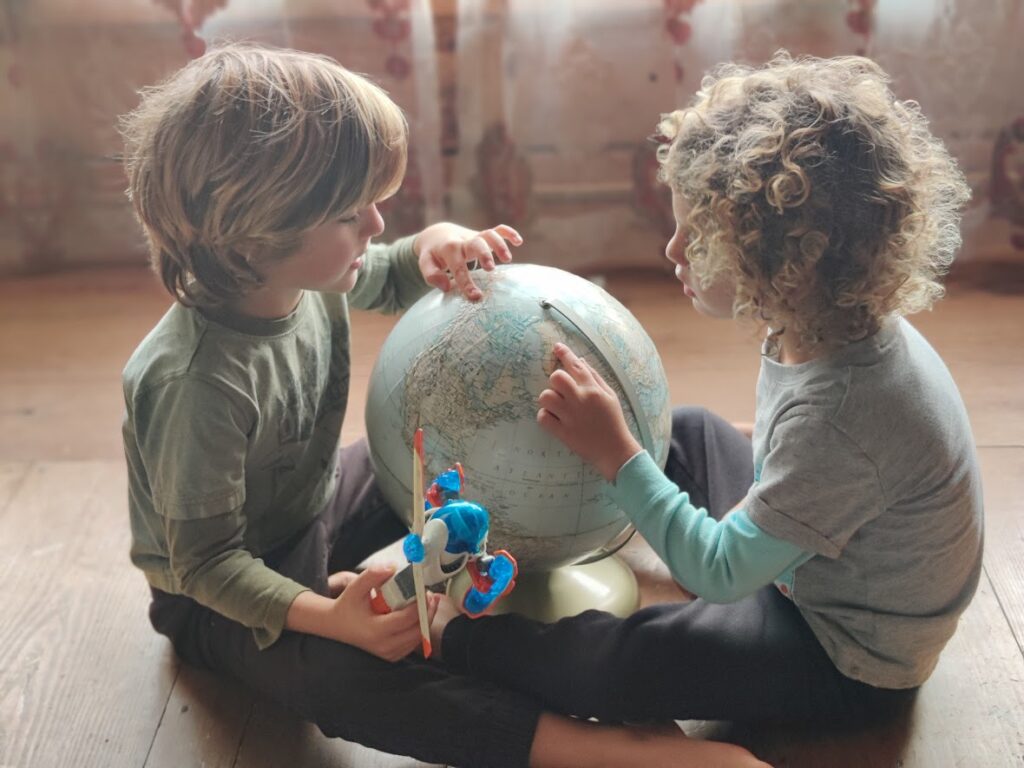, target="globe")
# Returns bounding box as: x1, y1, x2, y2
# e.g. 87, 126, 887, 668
364, 264, 671, 581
